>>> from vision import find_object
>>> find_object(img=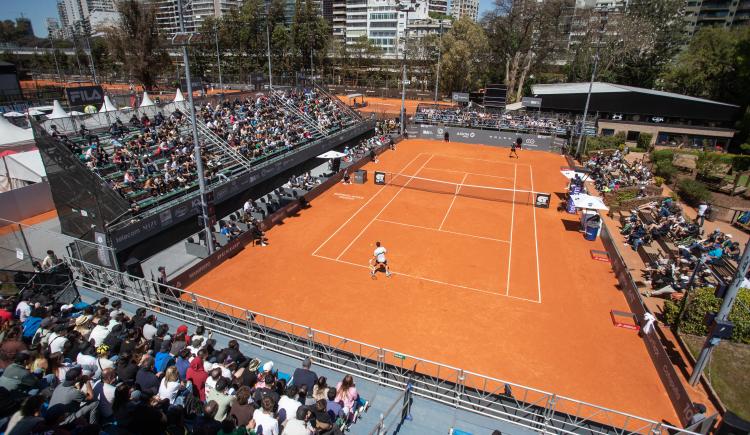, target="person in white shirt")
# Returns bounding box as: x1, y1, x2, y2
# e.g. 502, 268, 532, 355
41, 250, 61, 270
697, 202, 709, 227
158, 366, 182, 404
277, 385, 301, 424
47, 326, 69, 355
369, 241, 392, 278
282, 406, 314, 435
252, 396, 279, 435
93, 368, 117, 420
15, 300, 31, 322
89, 318, 110, 347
